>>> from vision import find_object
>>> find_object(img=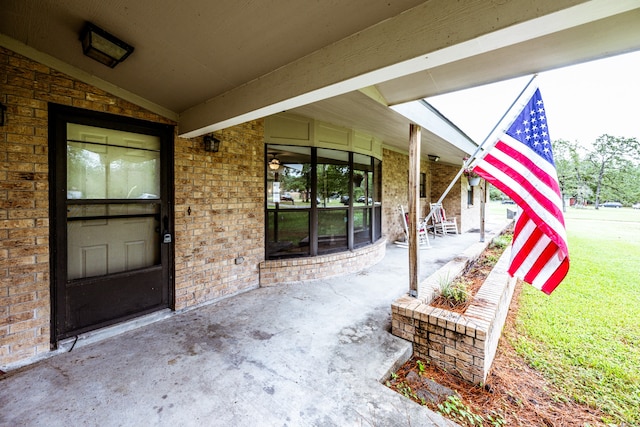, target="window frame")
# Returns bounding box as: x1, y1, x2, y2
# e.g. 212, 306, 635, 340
265, 145, 380, 259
